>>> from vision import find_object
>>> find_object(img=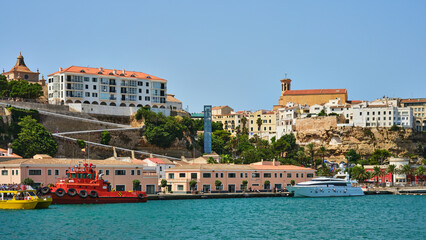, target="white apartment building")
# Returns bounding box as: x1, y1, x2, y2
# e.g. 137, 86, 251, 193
276, 103, 308, 138
47, 66, 169, 116
352, 105, 413, 128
